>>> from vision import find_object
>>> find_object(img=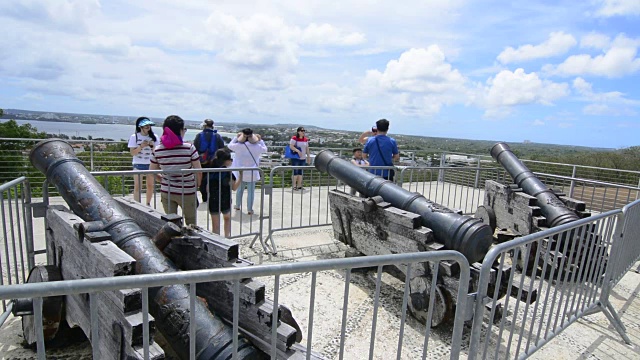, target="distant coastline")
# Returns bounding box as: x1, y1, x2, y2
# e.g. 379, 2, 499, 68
0, 118, 235, 142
